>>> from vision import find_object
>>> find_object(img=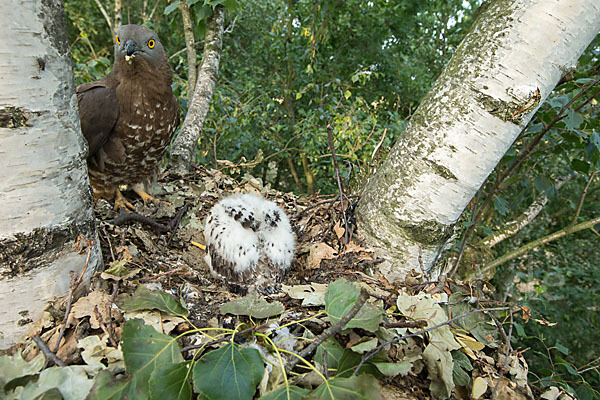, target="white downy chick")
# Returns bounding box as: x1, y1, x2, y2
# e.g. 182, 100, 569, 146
204, 193, 295, 285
